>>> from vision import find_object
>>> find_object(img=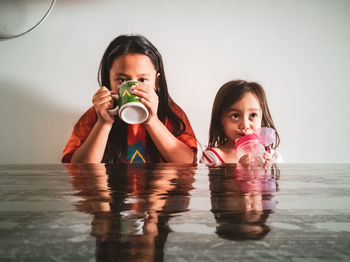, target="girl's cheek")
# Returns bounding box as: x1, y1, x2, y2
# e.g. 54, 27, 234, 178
253, 123, 262, 130
109, 83, 119, 93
